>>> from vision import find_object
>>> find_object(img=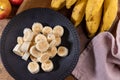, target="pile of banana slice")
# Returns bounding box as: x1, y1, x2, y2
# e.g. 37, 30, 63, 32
13, 22, 68, 74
